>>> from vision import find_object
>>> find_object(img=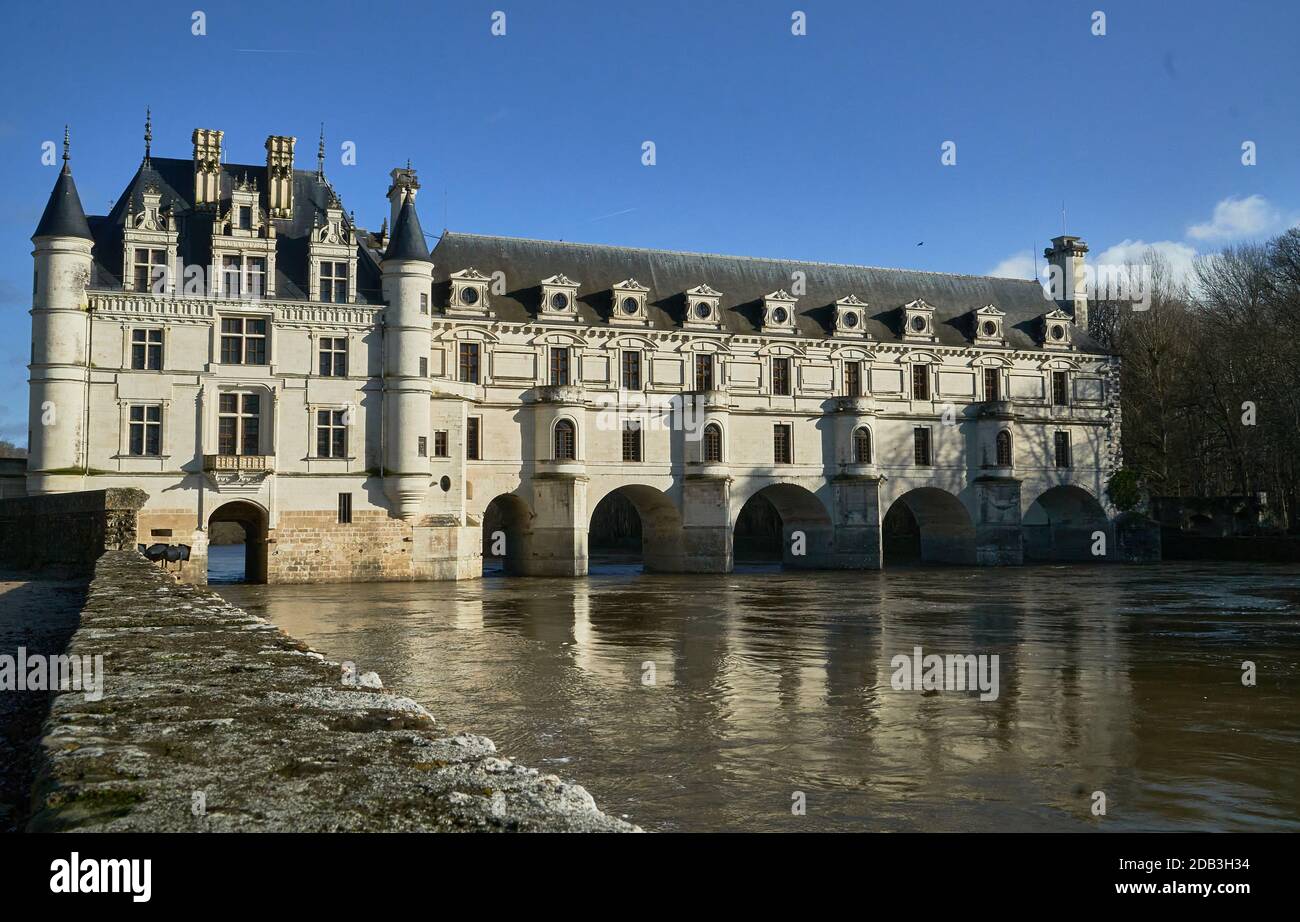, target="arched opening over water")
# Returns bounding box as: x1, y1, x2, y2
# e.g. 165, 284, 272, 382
733, 483, 833, 568
588, 484, 684, 572
1023, 485, 1109, 561
207, 500, 269, 584
882, 488, 976, 566
481, 493, 536, 575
